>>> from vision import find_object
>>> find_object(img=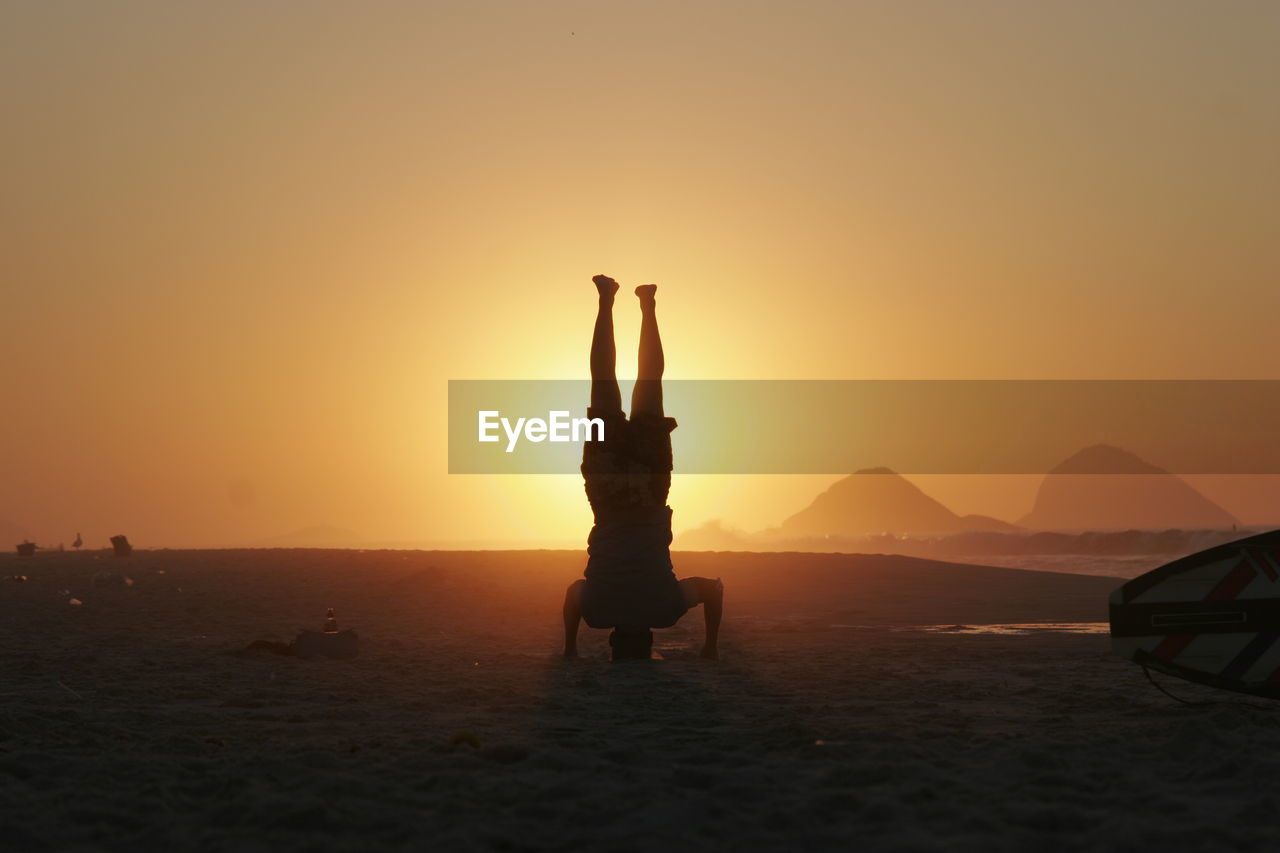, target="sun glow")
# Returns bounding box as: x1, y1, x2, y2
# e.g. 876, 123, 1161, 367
4, 1, 1277, 547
